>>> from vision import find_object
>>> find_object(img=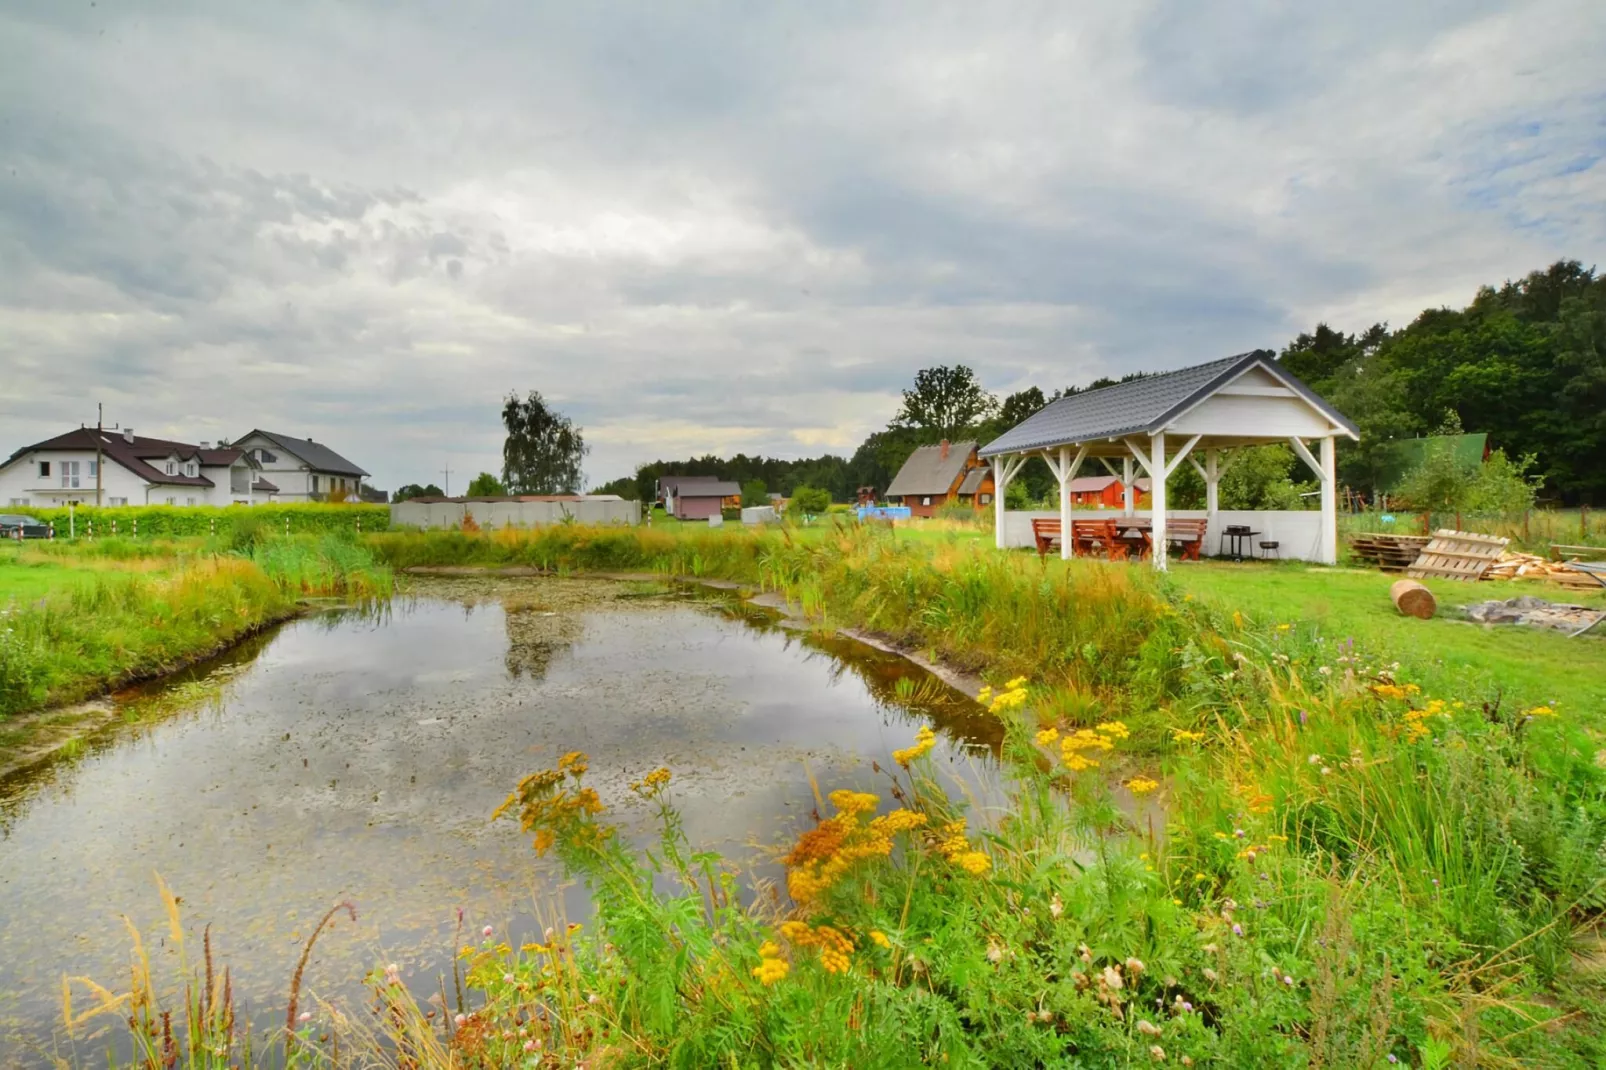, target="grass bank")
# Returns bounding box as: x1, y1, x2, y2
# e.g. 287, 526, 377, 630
68, 524, 1606, 1067
0, 533, 392, 722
